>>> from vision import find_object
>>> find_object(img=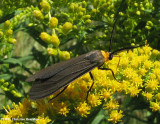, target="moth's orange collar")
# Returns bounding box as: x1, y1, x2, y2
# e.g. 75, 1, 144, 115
101, 50, 110, 62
